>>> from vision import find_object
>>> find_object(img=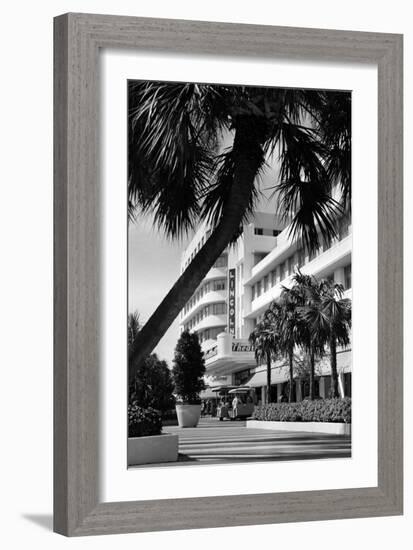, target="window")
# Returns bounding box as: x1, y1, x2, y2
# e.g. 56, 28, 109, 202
256, 280, 262, 297
213, 279, 226, 291
344, 372, 352, 397
272, 229, 281, 237
213, 303, 227, 315
251, 285, 256, 300
288, 256, 295, 274
263, 275, 269, 292
254, 227, 263, 235
253, 252, 267, 265
271, 270, 277, 287
234, 369, 251, 386
344, 265, 352, 290
279, 262, 285, 281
